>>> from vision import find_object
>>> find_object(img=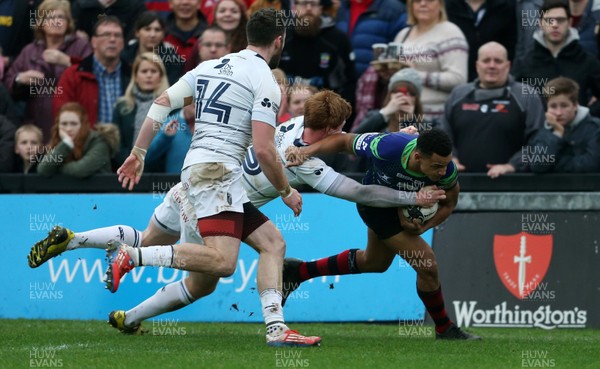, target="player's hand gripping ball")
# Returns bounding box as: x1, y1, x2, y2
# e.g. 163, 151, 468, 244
401, 203, 439, 225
